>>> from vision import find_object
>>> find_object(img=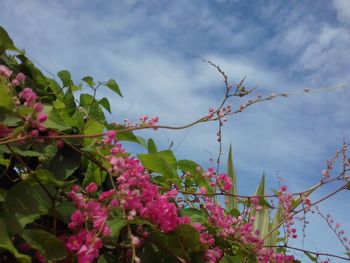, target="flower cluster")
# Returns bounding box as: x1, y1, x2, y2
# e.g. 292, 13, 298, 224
104, 131, 188, 232
65, 131, 194, 262
321, 143, 349, 182
0, 64, 13, 78
277, 185, 297, 239
325, 213, 350, 253
18, 88, 48, 136
0, 65, 48, 138
66, 183, 115, 263
201, 167, 232, 191
121, 115, 159, 129
190, 193, 295, 263
206, 105, 232, 120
